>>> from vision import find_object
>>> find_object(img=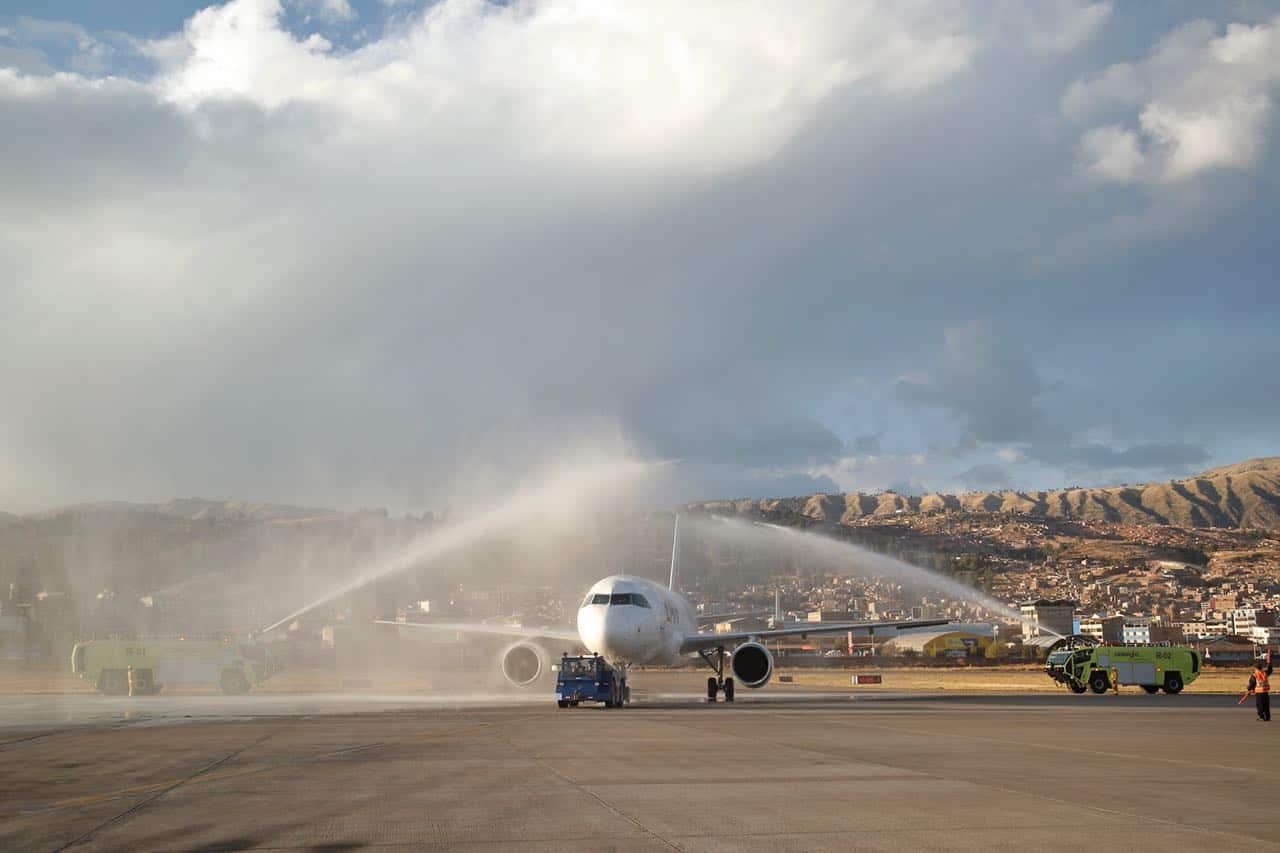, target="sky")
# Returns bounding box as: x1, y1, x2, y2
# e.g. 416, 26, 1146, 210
1, 0, 1279, 513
